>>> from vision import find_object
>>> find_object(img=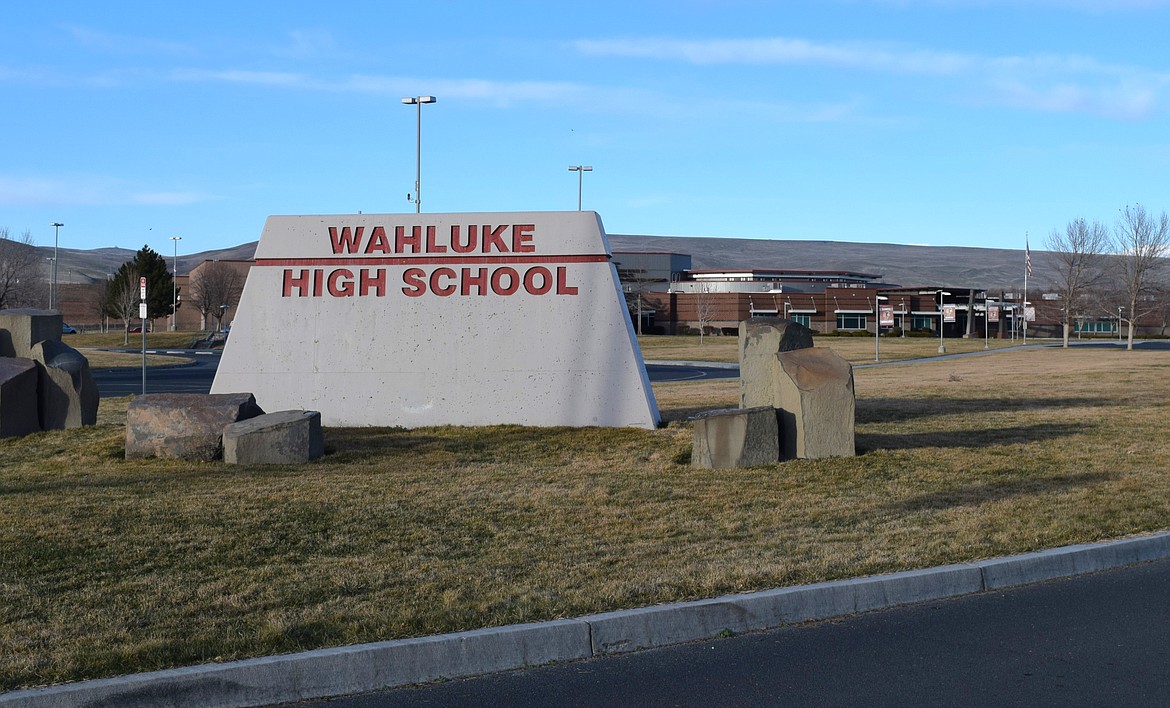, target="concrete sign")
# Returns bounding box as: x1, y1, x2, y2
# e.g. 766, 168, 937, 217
211, 211, 660, 429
